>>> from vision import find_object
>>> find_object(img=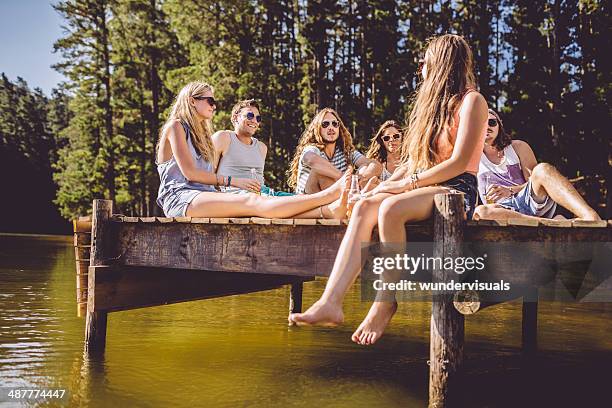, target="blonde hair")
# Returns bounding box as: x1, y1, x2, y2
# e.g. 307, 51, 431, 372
401, 34, 476, 172
366, 120, 402, 164
287, 108, 356, 189
158, 81, 216, 163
